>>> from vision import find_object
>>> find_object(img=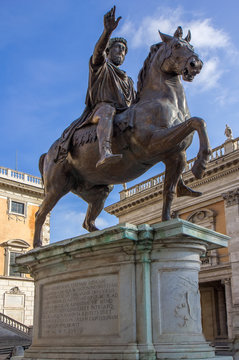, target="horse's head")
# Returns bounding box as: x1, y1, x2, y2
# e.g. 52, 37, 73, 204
158, 26, 203, 81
